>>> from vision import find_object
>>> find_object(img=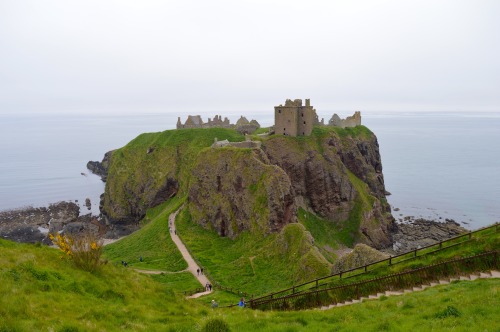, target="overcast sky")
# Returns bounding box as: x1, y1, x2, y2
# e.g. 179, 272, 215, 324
1, 0, 499, 114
